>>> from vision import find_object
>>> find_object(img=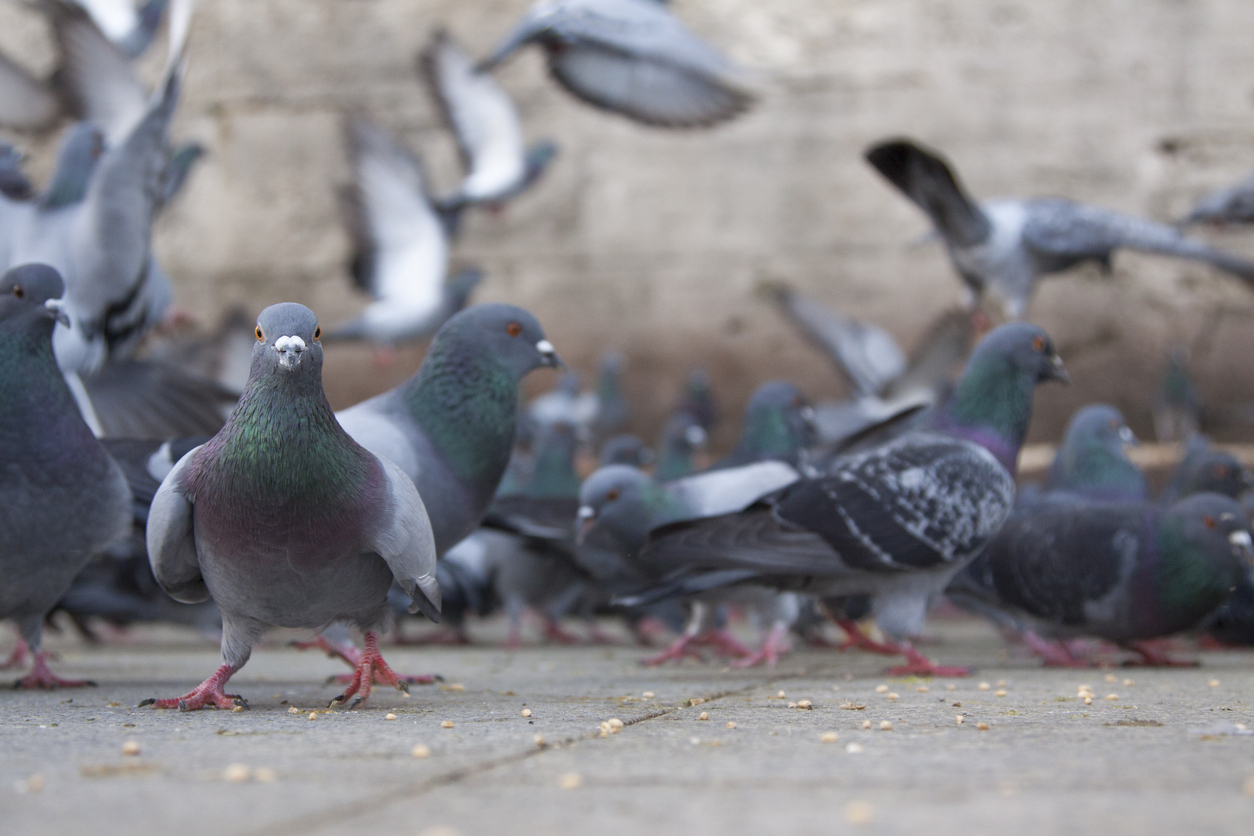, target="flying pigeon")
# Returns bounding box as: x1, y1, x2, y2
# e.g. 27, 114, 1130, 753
478, 0, 756, 128
609, 323, 1068, 676
0, 264, 131, 688
421, 29, 558, 209
141, 303, 441, 711
866, 138, 1254, 320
